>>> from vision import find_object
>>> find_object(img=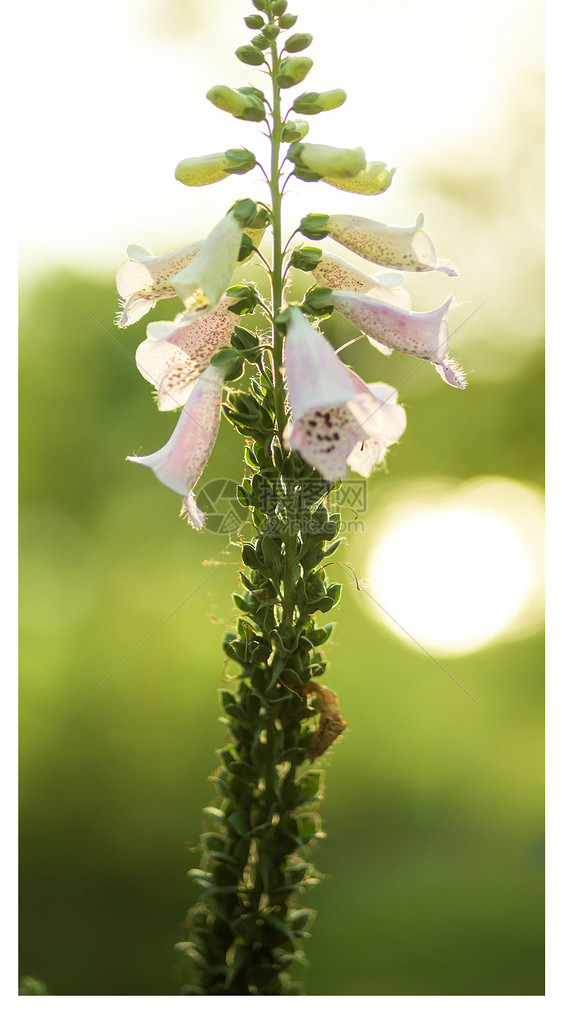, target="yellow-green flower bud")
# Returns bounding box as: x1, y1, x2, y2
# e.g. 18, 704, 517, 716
292, 89, 347, 115
277, 56, 313, 88
323, 162, 396, 195
206, 85, 266, 122
235, 44, 266, 66
288, 142, 366, 179
284, 32, 312, 52
251, 33, 270, 50
262, 23, 280, 40
279, 12, 297, 27
281, 119, 309, 142
244, 14, 265, 28
175, 150, 257, 187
